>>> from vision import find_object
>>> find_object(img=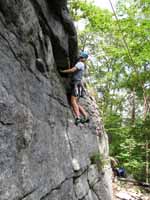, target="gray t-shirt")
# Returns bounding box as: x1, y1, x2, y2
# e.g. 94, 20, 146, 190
72, 61, 85, 81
